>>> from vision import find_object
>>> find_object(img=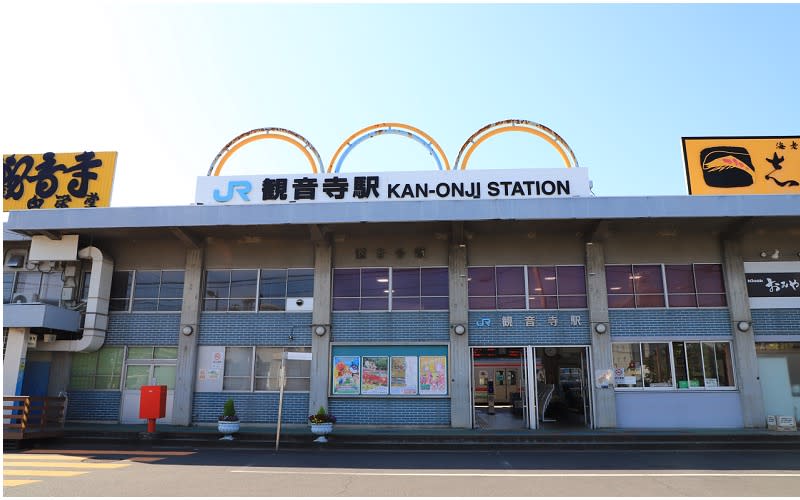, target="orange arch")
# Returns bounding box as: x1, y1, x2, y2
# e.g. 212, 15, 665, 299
208, 128, 323, 176
454, 120, 578, 171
